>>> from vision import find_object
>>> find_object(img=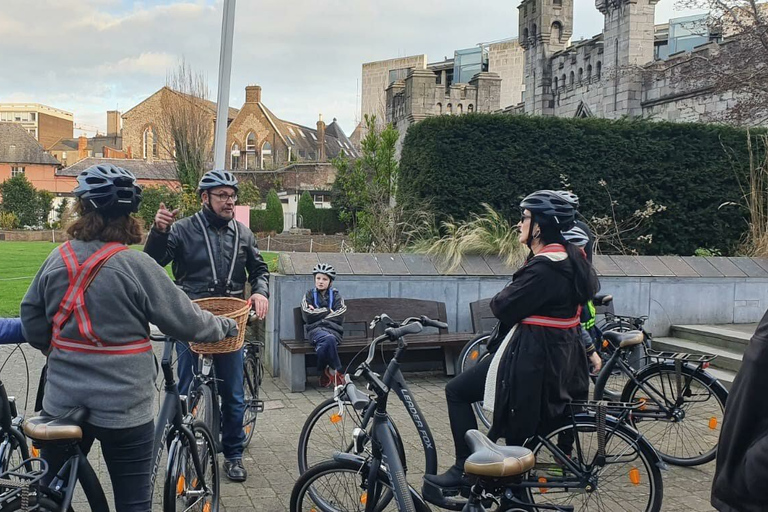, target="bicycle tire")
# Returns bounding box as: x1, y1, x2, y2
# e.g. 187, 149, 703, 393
458, 333, 491, 374
188, 383, 217, 450
621, 362, 728, 466
1, 495, 61, 511
524, 416, 663, 512
290, 458, 430, 512
242, 353, 261, 448
297, 397, 367, 474
164, 420, 220, 512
